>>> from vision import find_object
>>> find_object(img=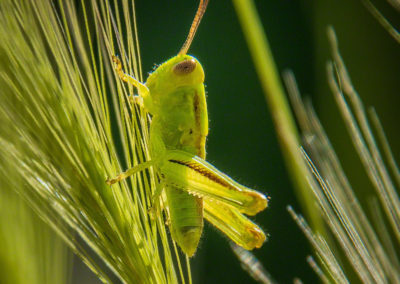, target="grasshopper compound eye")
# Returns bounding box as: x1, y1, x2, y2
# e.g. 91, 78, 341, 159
173, 59, 197, 75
